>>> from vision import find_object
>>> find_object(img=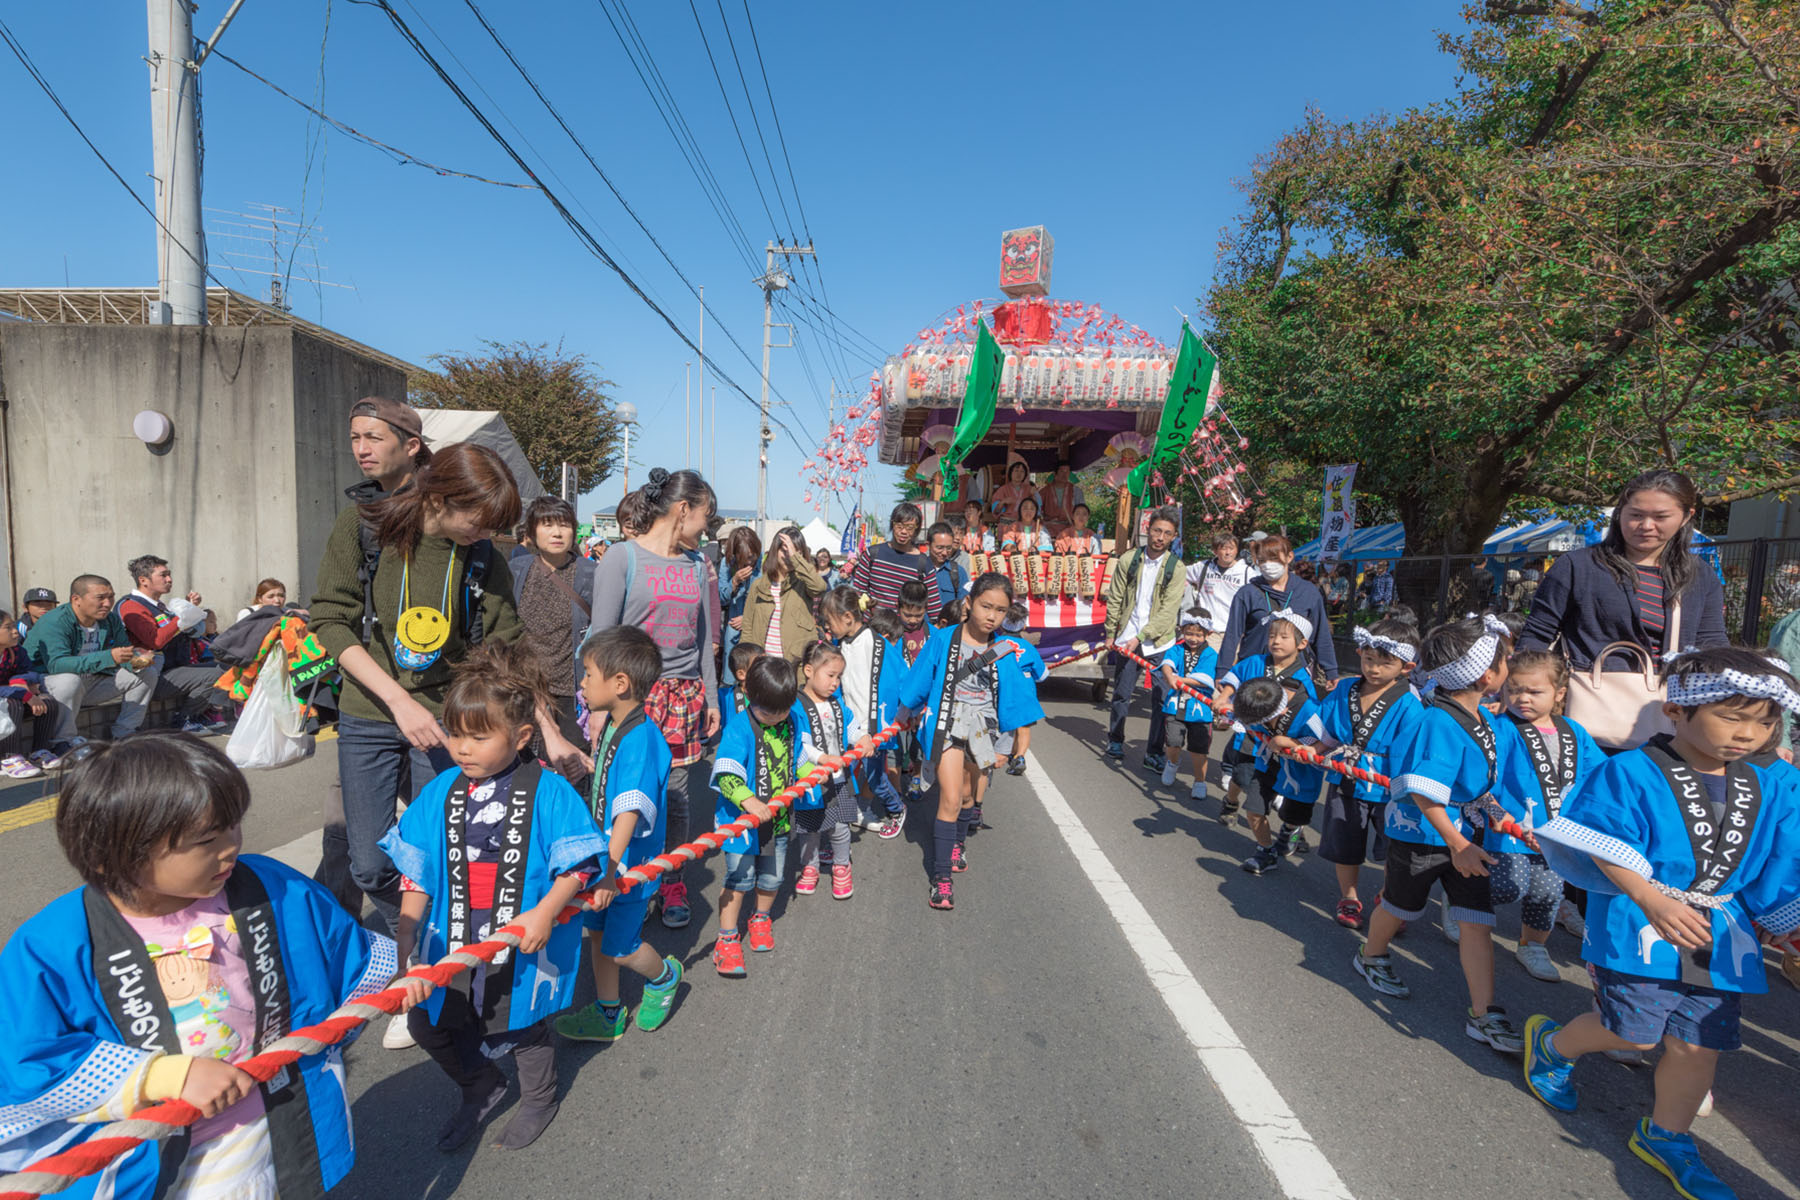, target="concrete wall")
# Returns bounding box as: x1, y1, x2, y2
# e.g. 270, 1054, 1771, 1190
0, 324, 402, 615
